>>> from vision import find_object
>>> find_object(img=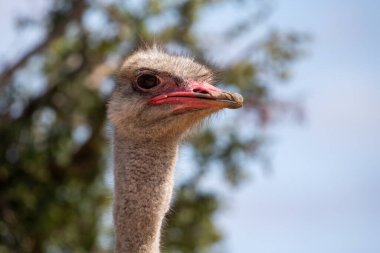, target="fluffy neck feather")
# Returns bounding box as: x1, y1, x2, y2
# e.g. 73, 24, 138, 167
113, 130, 178, 253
